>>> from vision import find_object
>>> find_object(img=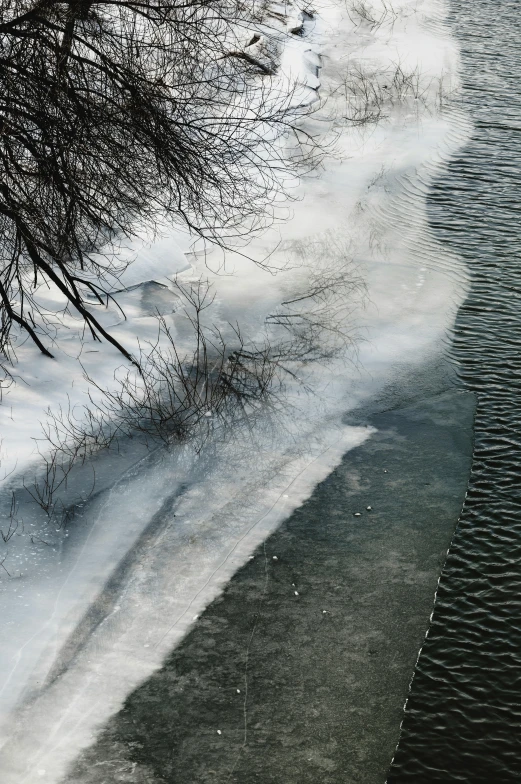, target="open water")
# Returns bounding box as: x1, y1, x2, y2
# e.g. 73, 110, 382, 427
389, 1, 521, 780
